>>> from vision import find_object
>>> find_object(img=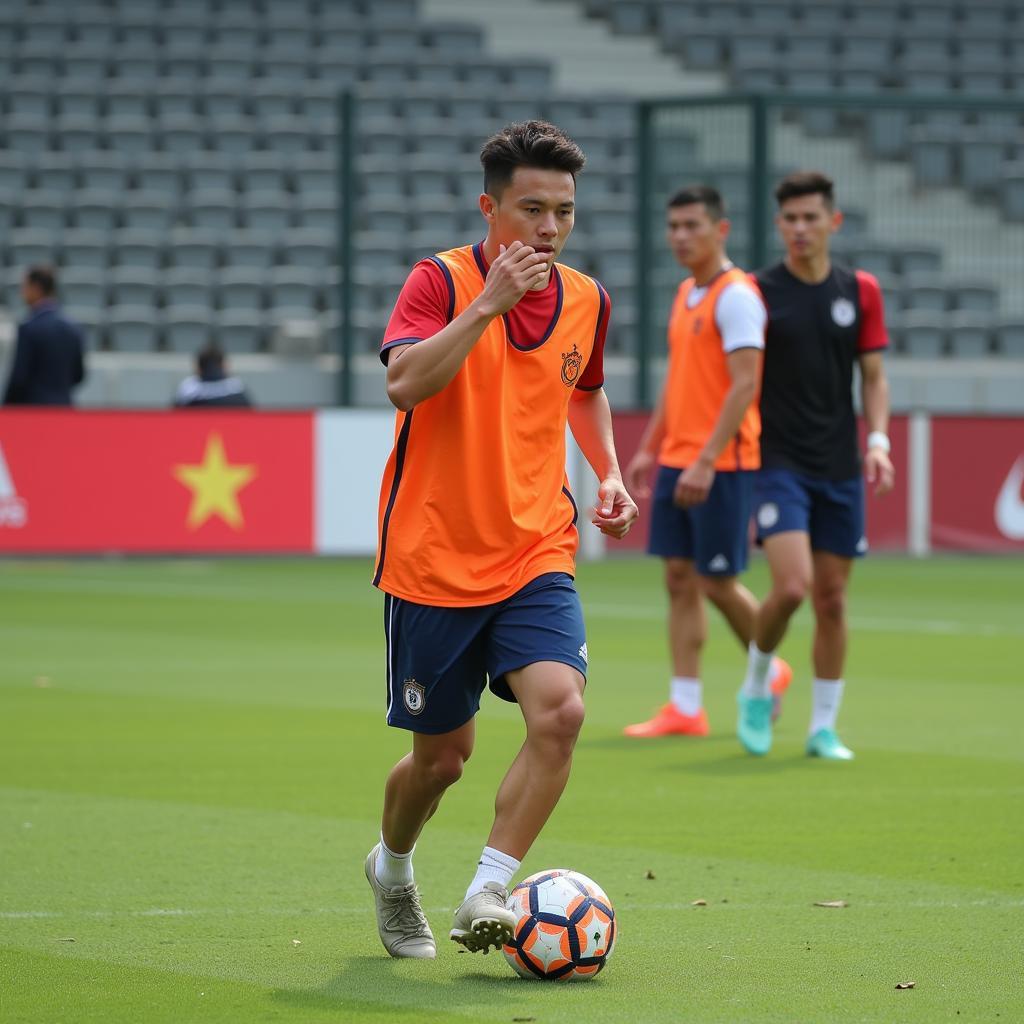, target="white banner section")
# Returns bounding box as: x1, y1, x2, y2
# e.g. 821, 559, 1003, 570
315, 409, 396, 555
